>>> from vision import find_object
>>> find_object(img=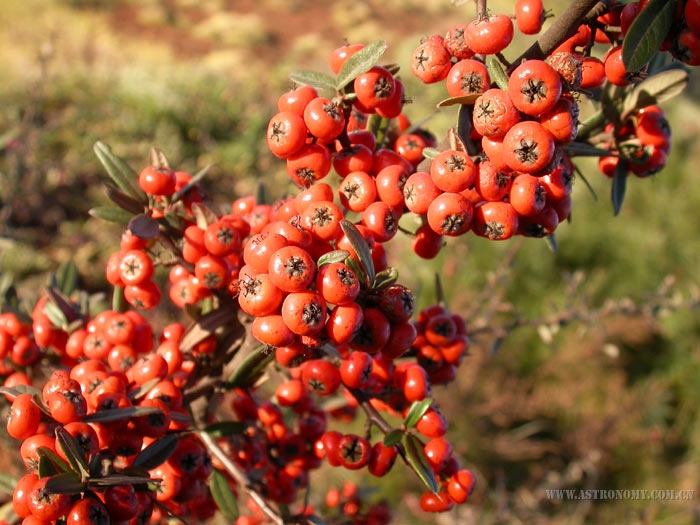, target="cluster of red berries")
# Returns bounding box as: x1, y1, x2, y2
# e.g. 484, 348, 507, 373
598, 104, 672, 178
5, 294, 225, 523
